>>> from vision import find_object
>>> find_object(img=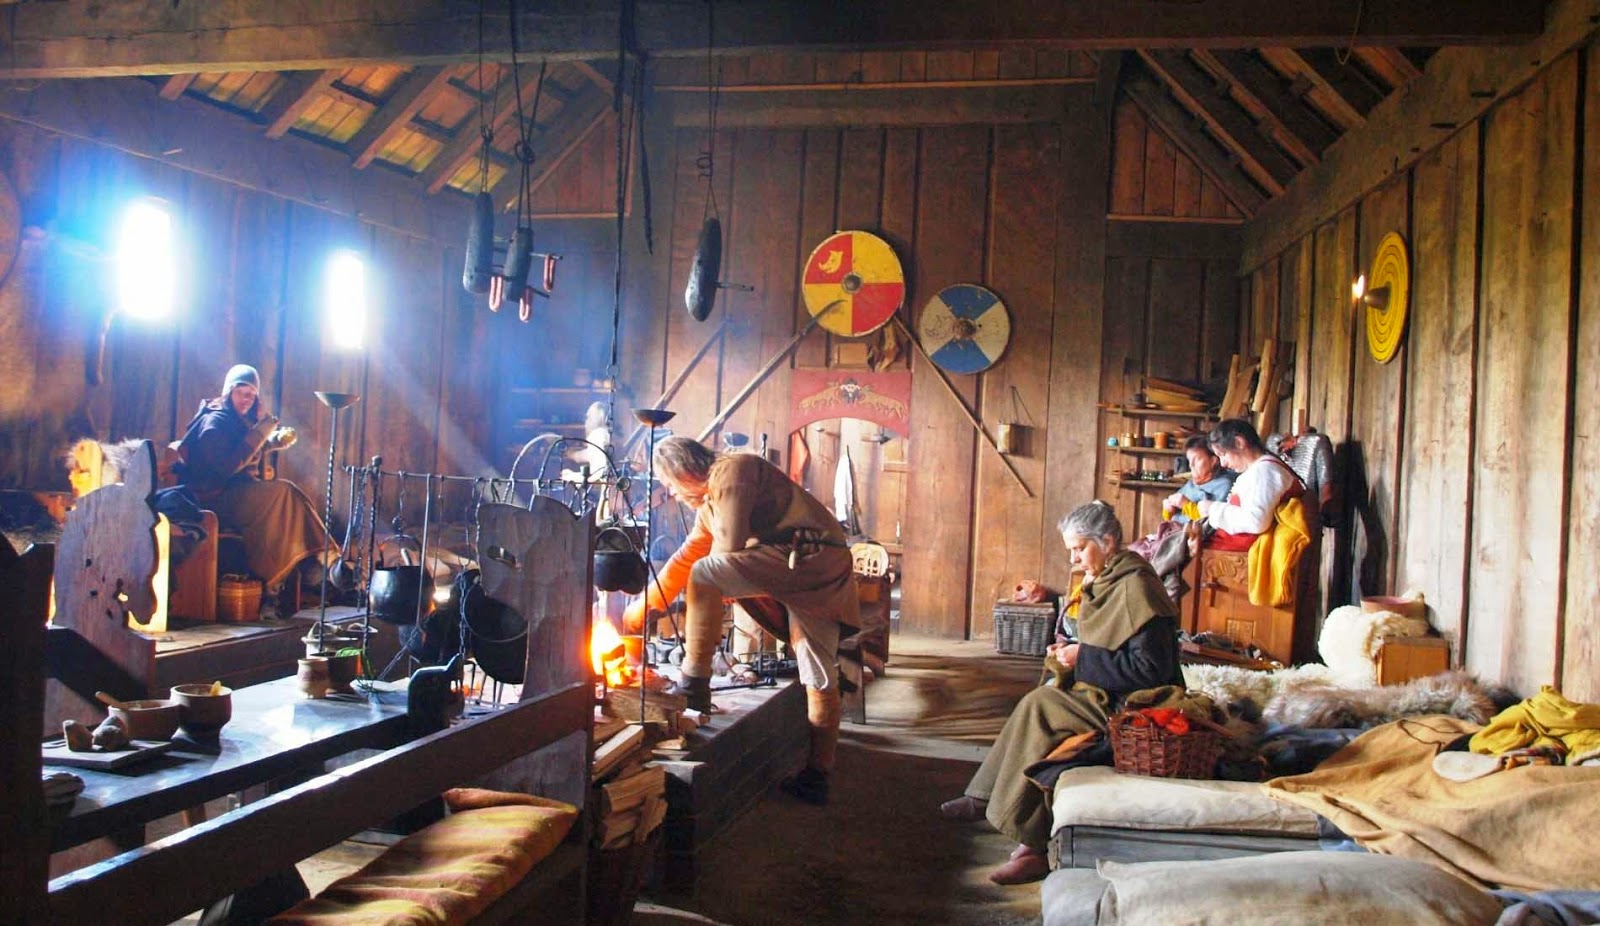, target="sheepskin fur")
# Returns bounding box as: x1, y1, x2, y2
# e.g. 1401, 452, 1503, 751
1181, 662, 1498, 730
1317, 604, 1431, 688
1265, 670, 1497, 728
